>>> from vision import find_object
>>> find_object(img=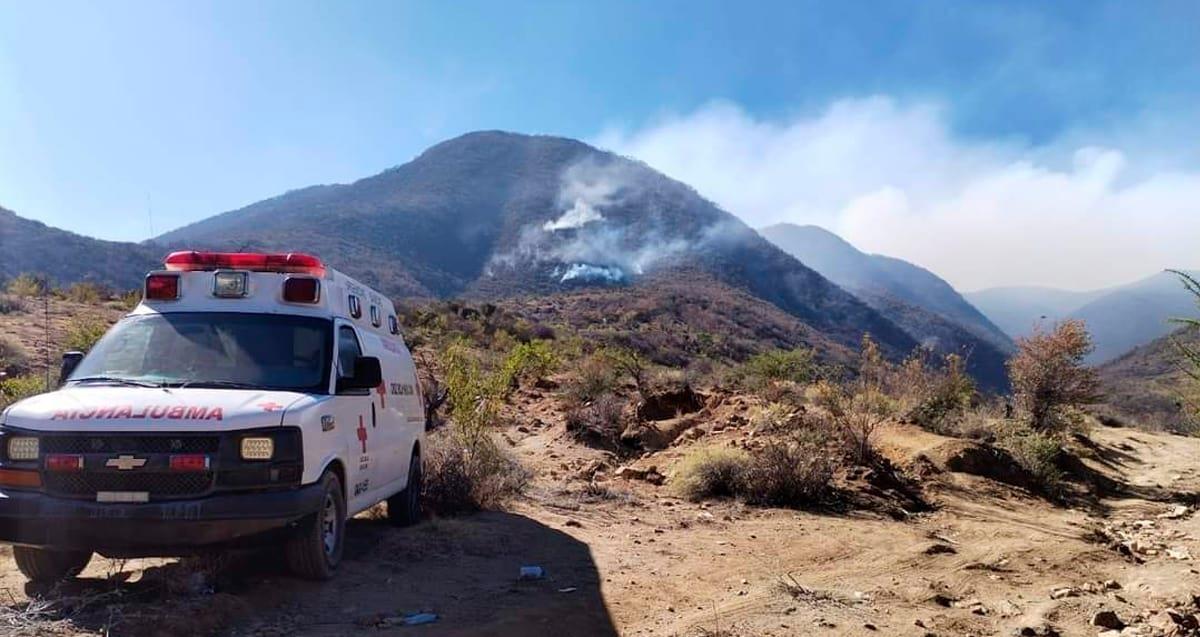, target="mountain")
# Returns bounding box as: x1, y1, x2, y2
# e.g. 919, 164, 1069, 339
0, 206, 161, 290
760, 223, 1012, 390
1098, 325, 1199, 431
761, 224, 1012, 350
965, 286, 1108, 340
156, 131, 917, 357
968, 271, 1200, 364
